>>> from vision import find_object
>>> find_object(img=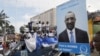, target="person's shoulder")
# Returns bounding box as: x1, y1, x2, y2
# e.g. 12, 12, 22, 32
75, 28, 87, 33
59, 29, 66, 36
